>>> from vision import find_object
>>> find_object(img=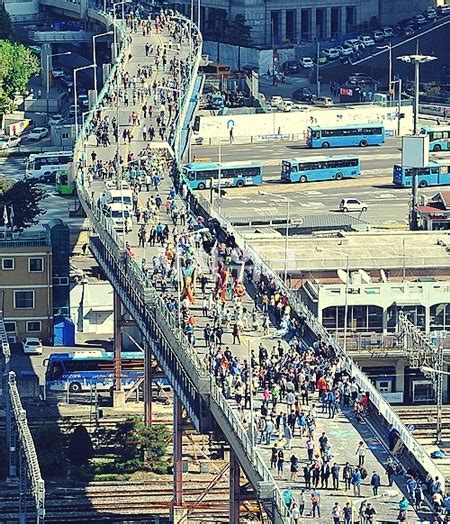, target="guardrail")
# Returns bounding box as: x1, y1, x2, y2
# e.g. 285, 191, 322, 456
190, 190, 446, 490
